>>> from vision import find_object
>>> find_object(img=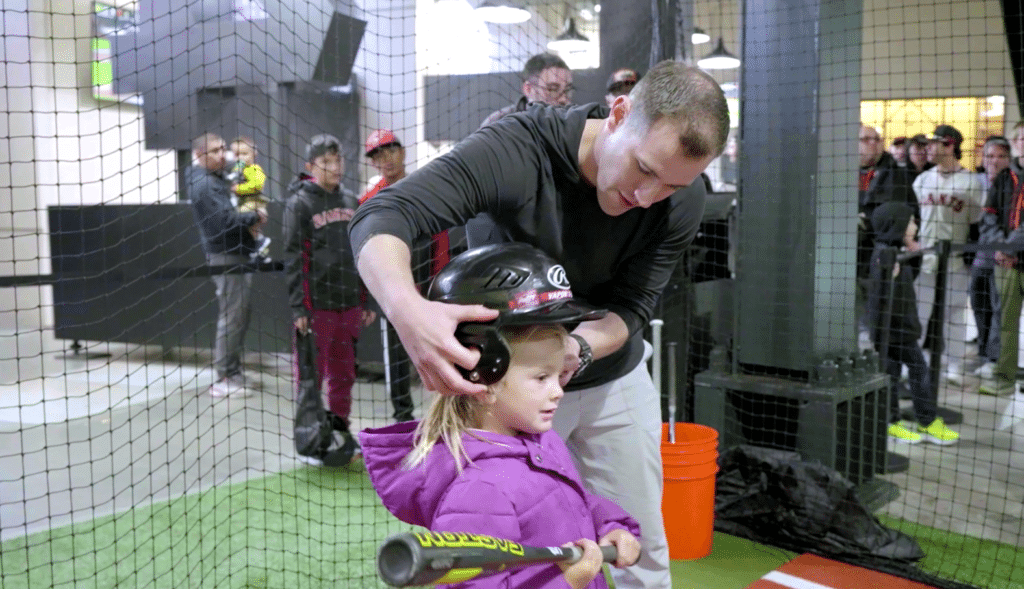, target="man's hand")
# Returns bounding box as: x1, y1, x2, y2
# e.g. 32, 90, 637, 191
389, 296, 499, 395
599, 529, 641, 568
362, 309, 377, 326
557, 539, 603, 589
294, 316, 308, 333
996, 251, 1016, 269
